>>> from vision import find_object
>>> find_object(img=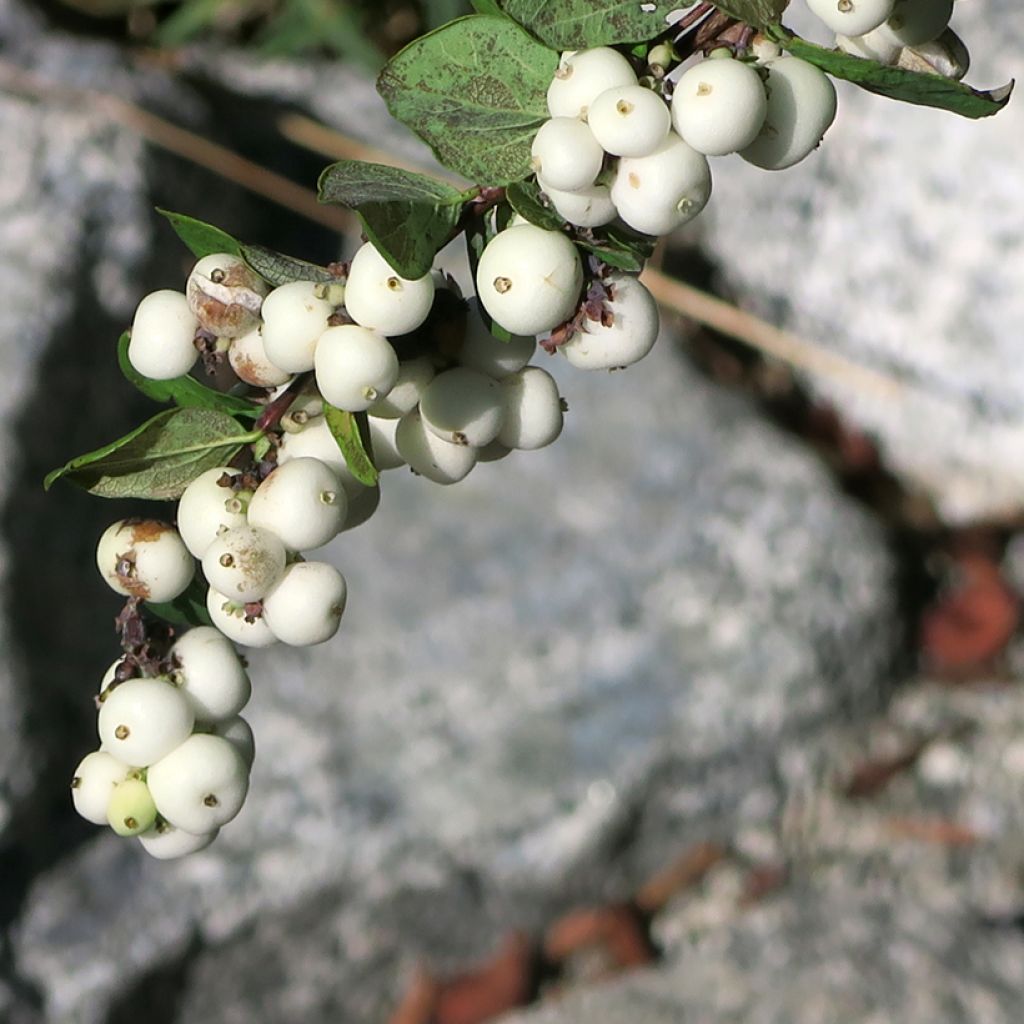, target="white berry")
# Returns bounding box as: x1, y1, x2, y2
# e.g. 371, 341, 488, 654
587, 85, 671, 157
476, 224, 582, 337
547, 47, 638, 119
671, 58, 768, 156
170, 626, 251, 724
561, 274, 659, 370
498, 366, 564, 451
210, 715, 255, 769
395, 407, 478, 484
228, 326, 292, 387
457, 313, 536, 378
806, 0, 895, 37
128, 290, 198, 381
540, 181, 618, 229
836, 29, 902, 64
368, 356, 436, 419
262, 561, 348, 647
420, 368, 505, 448
202, 525, 286, 602
343, 242, 435, 337
71, 750, 131, 825
98, 677, 195, 767
138, 821, 218, 859
367, 416, 405, 470
247, 457, 347, 551
176, 466, 248, 559
530, 118, 605, 191
206, 586, 278, 648
260, 281, 335, 373
314, 324, 400, 412
741, 56, 838, 170
96, 519, 194, 603
147, 733, 249, 834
